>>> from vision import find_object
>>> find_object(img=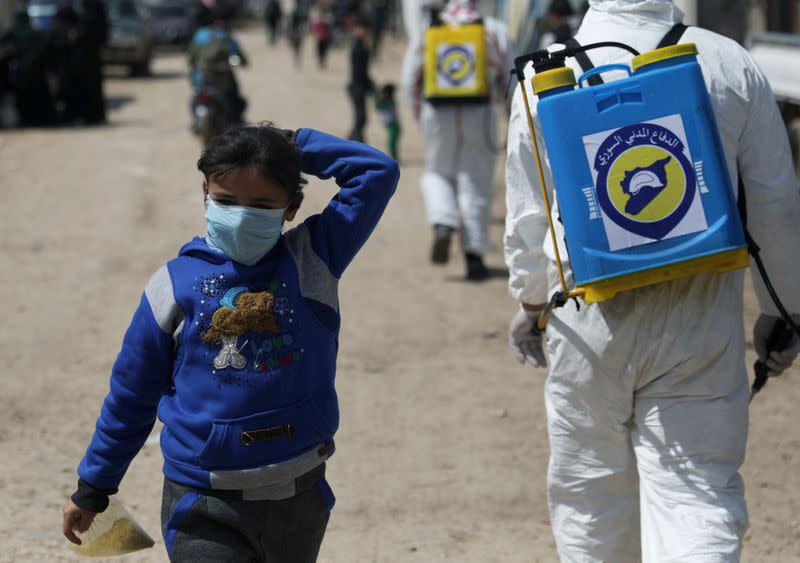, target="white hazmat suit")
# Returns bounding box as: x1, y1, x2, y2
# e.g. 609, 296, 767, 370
504, 0, 800, 561
402, 0, 514, 260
